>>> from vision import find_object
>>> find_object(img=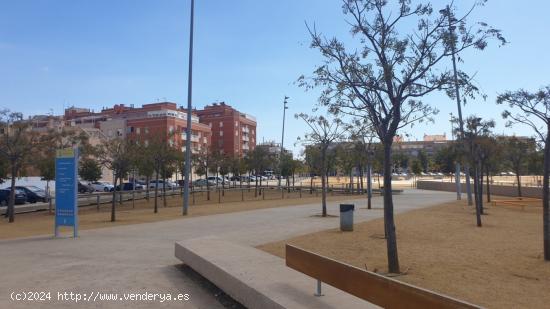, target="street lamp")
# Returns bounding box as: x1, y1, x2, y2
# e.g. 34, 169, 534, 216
278, 96, 289, 188
440, 5, 473, 204
183, 0, 195, 216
